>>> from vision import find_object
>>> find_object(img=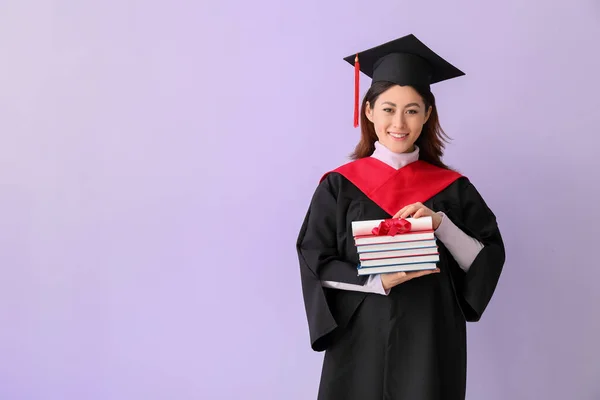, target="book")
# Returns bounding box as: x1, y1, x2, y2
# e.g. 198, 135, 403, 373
357, 263, 438, 275
359, 246, 438, 261
356, 239, 437, 253
352, 216, 440, 275
360, 254, 440, 268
